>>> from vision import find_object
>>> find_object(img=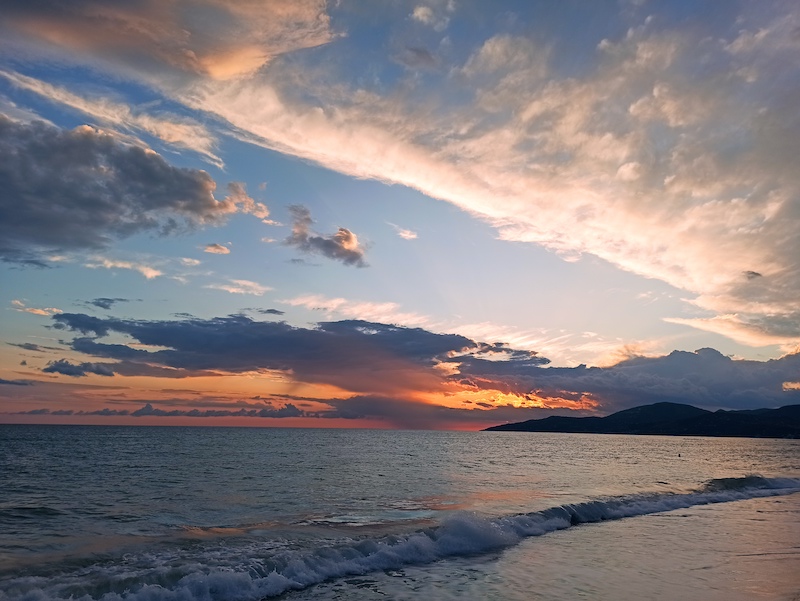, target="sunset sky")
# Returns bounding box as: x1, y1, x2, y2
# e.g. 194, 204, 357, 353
1, 0, 798, 429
